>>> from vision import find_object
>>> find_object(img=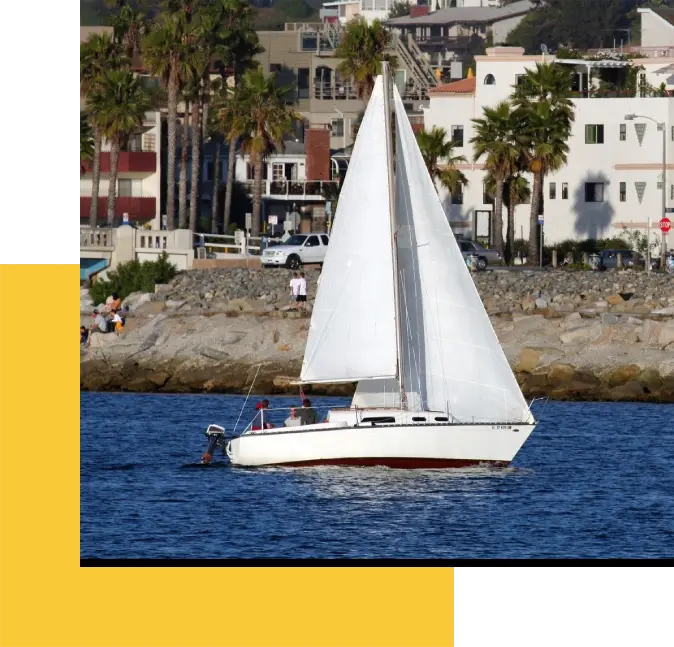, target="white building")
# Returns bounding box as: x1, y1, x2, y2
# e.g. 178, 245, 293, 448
321, 0, 501, 25
424, 45, 674, 246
